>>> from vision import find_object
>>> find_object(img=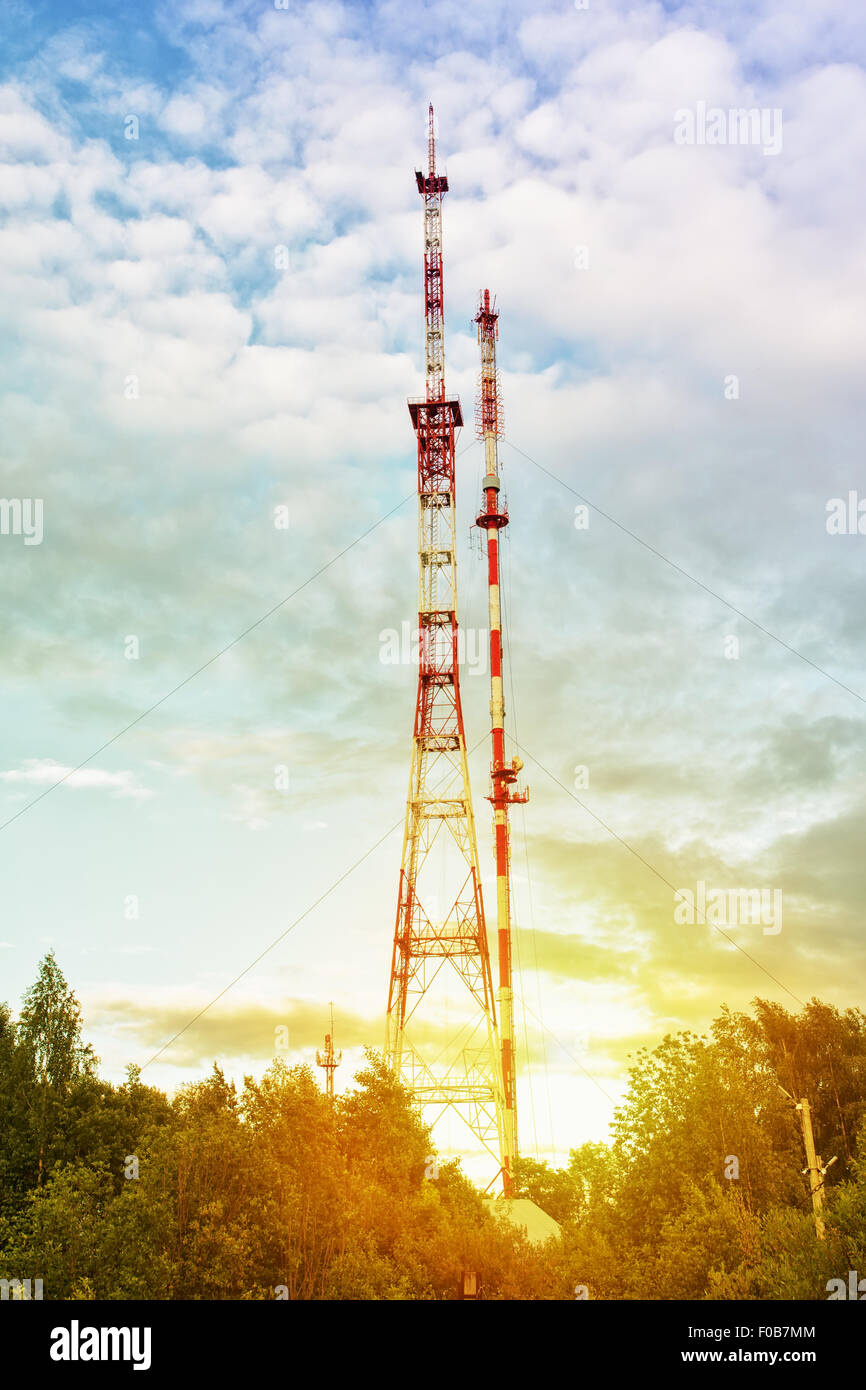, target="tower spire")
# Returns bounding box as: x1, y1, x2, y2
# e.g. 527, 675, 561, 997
386, 111, 505, 1181
427, 101, 436, 178
415, 103, 448, 404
